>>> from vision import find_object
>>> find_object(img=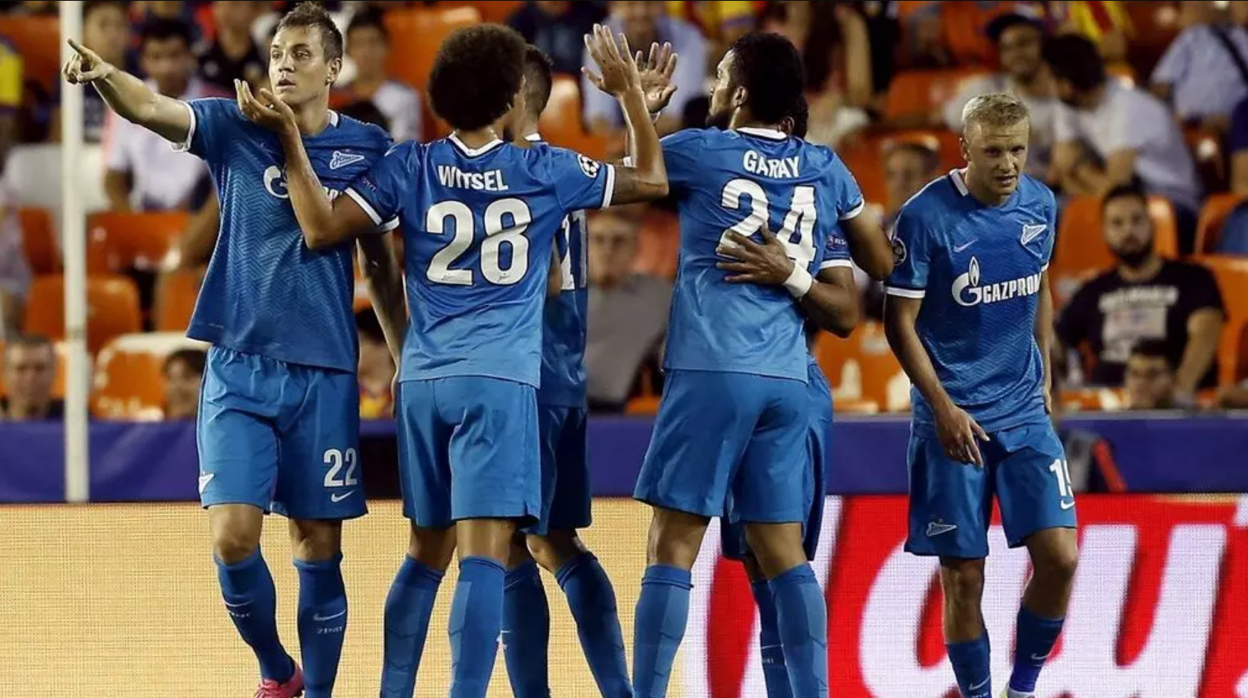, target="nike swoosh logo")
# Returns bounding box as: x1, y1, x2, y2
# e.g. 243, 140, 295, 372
953, 240, 976, 252
198, 473, 214, 494
969, 677, 990, 691
1031, 651, 1052, 661
1061, 500, 1076, 510
331, 490, 355, 503
224, 599, 252, 608
313, 609, 346, 622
